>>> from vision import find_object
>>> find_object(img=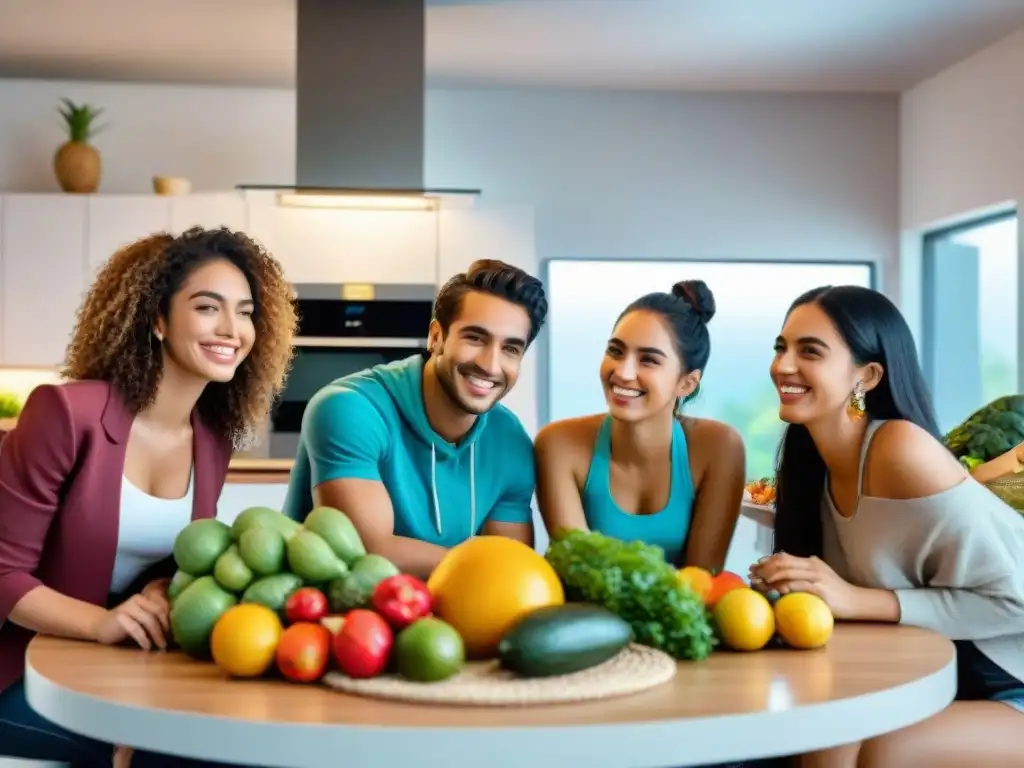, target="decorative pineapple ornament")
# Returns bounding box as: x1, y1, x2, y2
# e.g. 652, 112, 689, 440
53, 99, 104, 193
